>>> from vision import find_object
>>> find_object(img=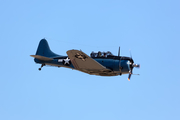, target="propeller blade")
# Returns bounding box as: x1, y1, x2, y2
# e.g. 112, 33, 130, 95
128, 67, 133, 81
118, 47, 120, 57
129, 49, 132, 58
128, 72, 132, 81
